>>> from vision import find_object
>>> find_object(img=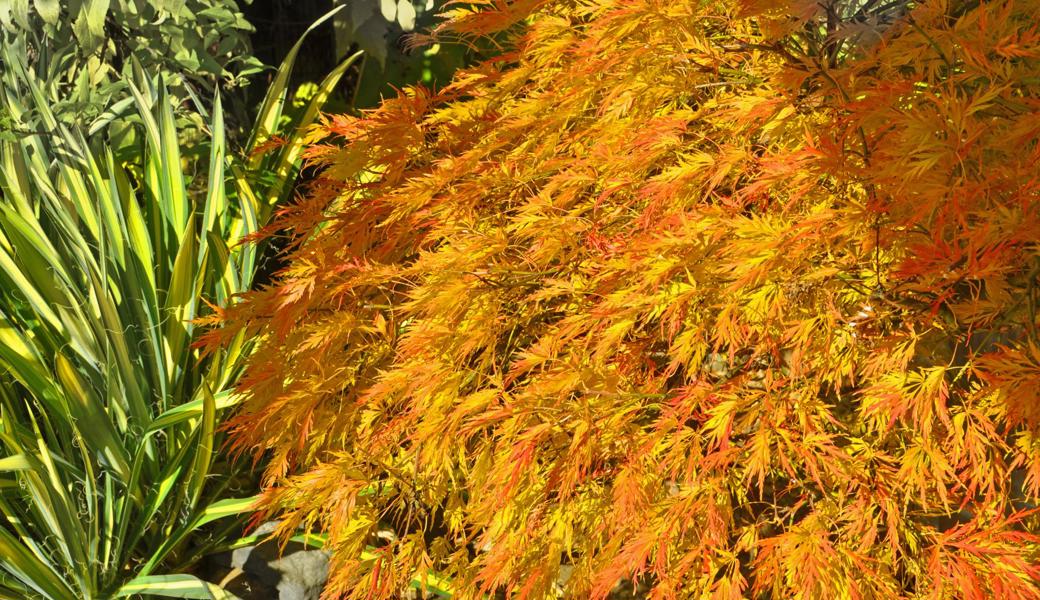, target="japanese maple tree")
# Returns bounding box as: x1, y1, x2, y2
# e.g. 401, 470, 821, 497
209, 0, 1040, 597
